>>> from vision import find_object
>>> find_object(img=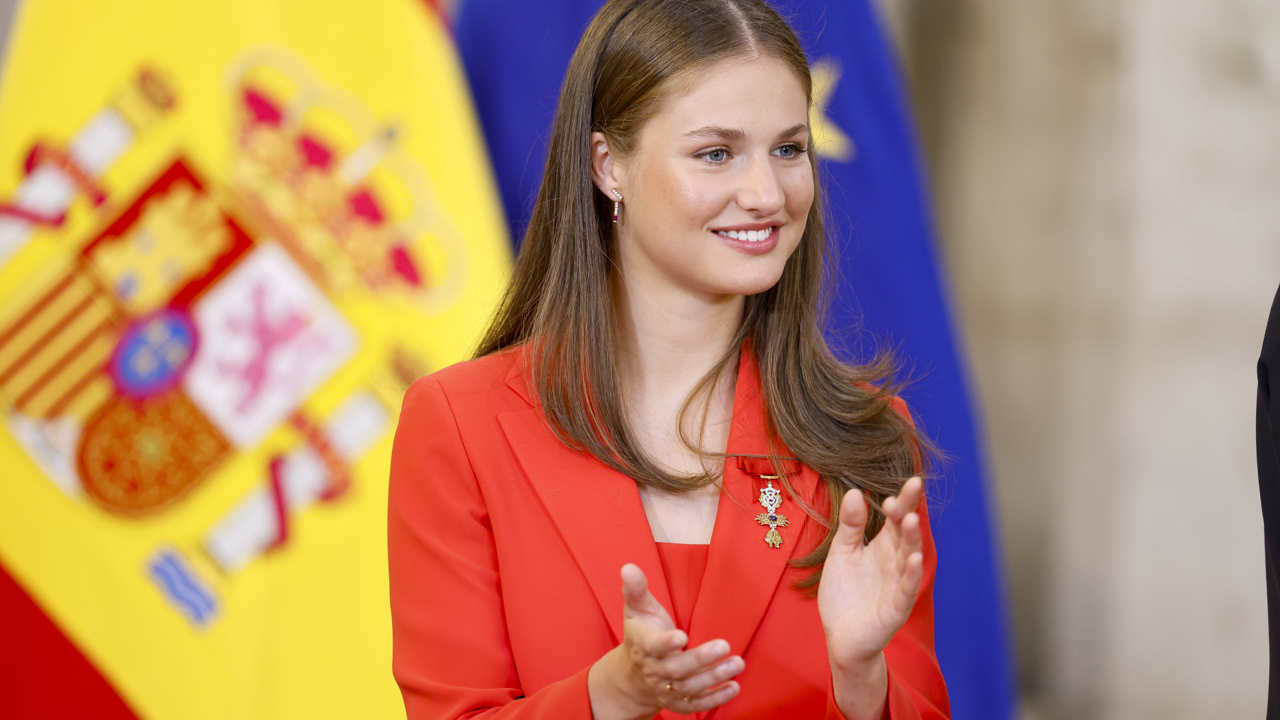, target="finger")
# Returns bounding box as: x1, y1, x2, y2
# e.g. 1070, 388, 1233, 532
892, 510, 922, 575
654, 639, 731, 679
901, 510, 922, 557
882, 476, 922, 530
620, 563, 649, 607
834, 488, 868, 549
882, 494, 896, 522
667, 654, 744, 698
620, 563, 668, 621
897, 476, 924, 516
670, 680, 740, 713
625, 617, 685, 658
894, 551, 924, 615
